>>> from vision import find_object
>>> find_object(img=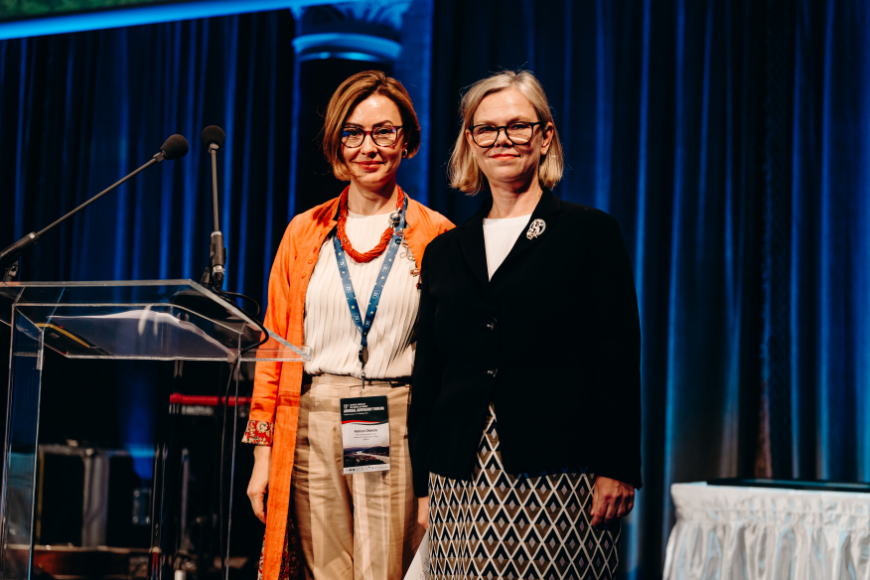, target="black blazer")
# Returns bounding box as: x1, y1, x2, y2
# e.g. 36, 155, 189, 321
408, 191, 642, 497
